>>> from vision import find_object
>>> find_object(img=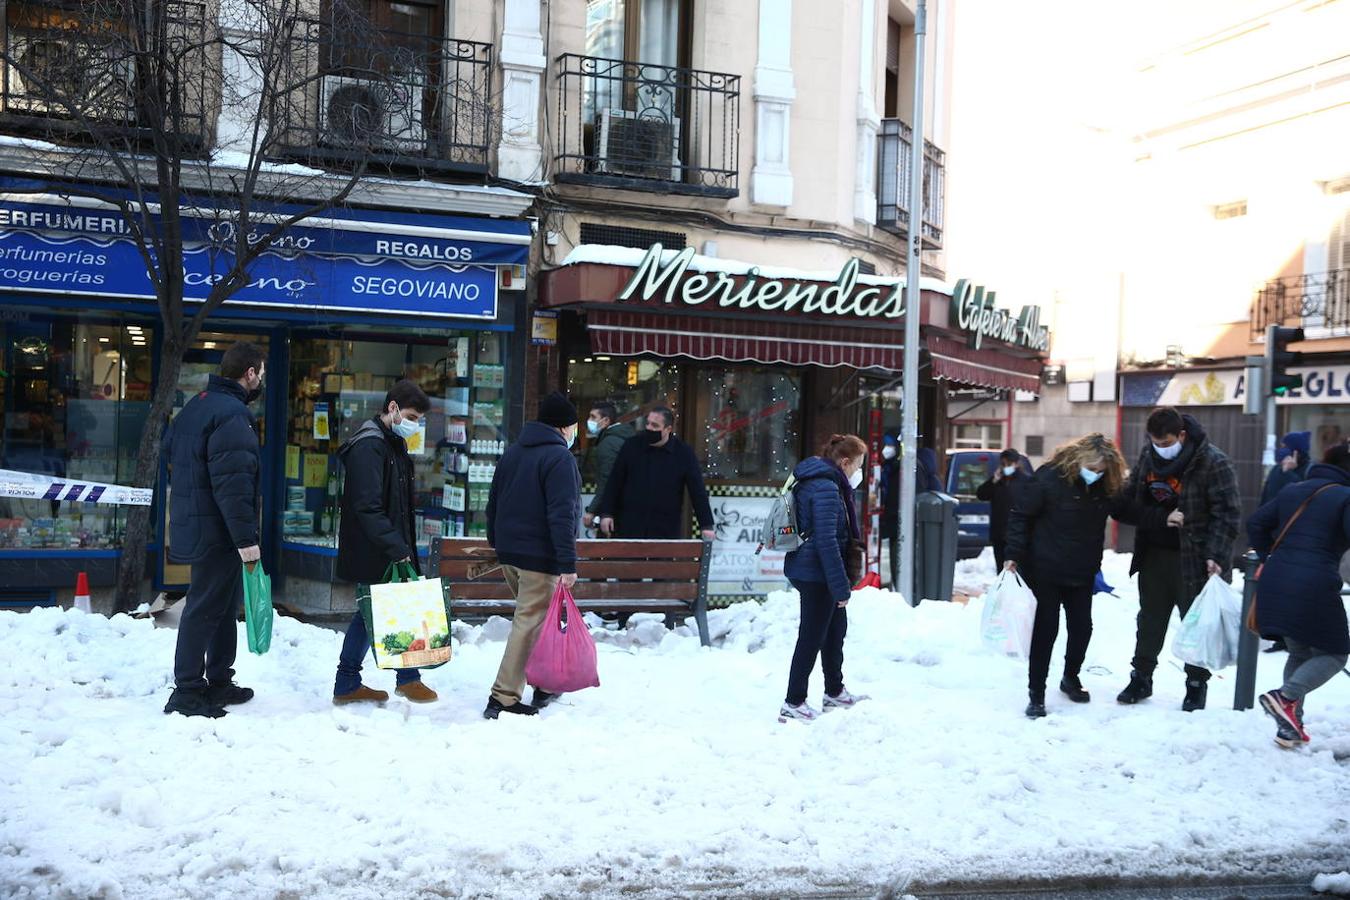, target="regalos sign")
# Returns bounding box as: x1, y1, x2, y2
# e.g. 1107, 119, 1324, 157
951, 278, 1049, 351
